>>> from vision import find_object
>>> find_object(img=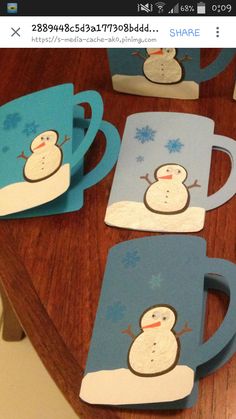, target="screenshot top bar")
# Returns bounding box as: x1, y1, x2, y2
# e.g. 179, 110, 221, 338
1, 0, 236, 16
